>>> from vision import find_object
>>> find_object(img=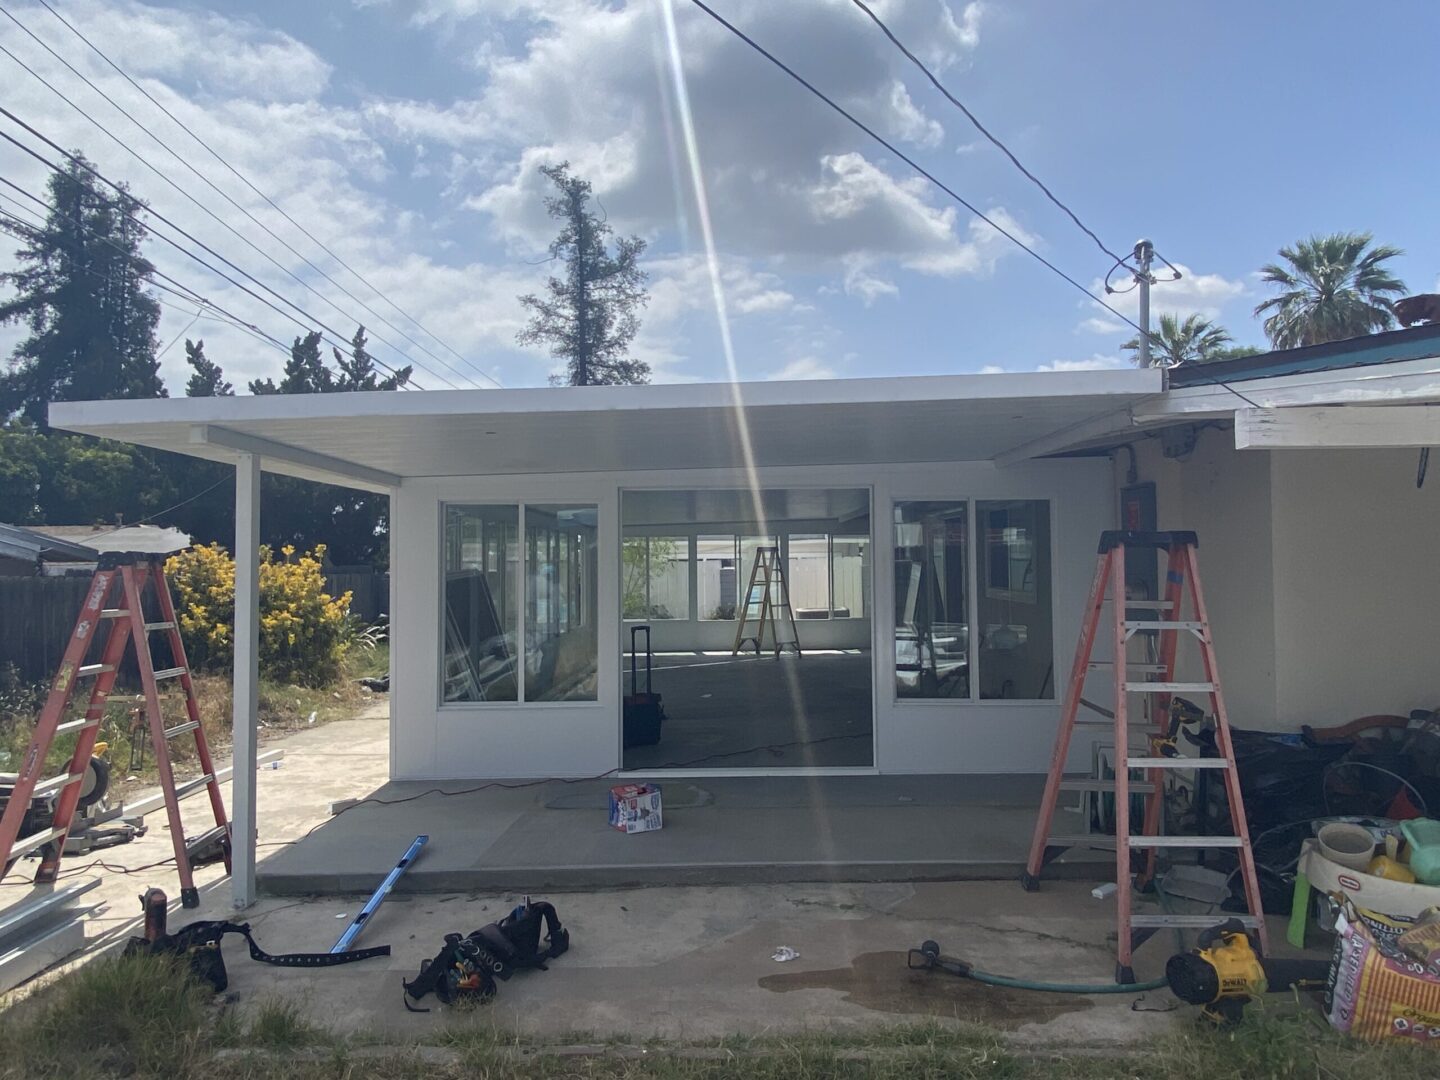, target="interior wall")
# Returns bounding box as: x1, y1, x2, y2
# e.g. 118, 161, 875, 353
1270, 448, 1440, 727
